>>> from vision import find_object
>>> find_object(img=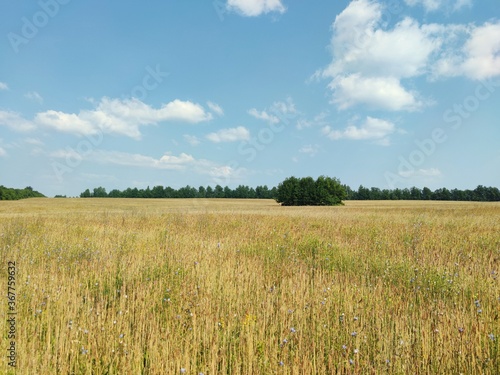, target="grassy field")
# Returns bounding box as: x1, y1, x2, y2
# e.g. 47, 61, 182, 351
1, 198, 499, 374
